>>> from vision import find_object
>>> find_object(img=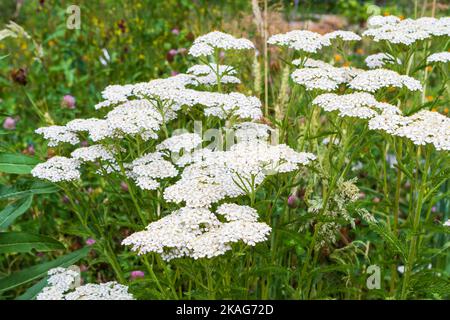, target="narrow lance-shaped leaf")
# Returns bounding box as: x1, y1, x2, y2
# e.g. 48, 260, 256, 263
0, 195, 33, 229
0, 232, 65, 254
0, 153, 40, 174
15, 277, 48, 301
0, 181, 59, 200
